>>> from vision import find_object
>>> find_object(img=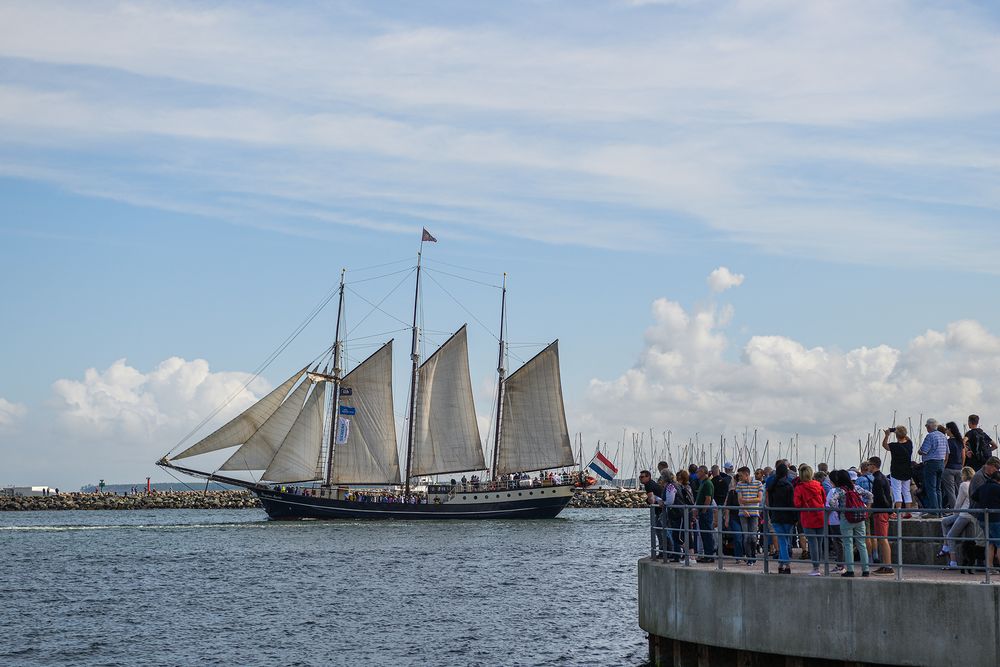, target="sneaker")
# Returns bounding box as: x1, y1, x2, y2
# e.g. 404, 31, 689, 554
936, 550, 948, 558
874, 566, 894, 575
808, 569, 822, 577
841, 571, 855, 578
833, 565, 845, 572
862, 571, 870, 577
902, 513, 913, 519
779, 566, 792, 574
